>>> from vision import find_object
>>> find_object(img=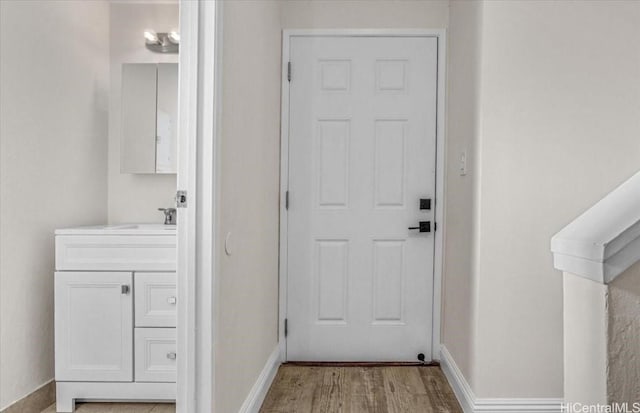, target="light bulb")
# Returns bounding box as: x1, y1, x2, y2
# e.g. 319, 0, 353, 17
144, 30, 158, 44
168, 31, 180, 44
